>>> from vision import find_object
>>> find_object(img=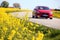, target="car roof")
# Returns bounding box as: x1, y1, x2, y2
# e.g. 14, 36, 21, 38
36, 6, 48, 8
